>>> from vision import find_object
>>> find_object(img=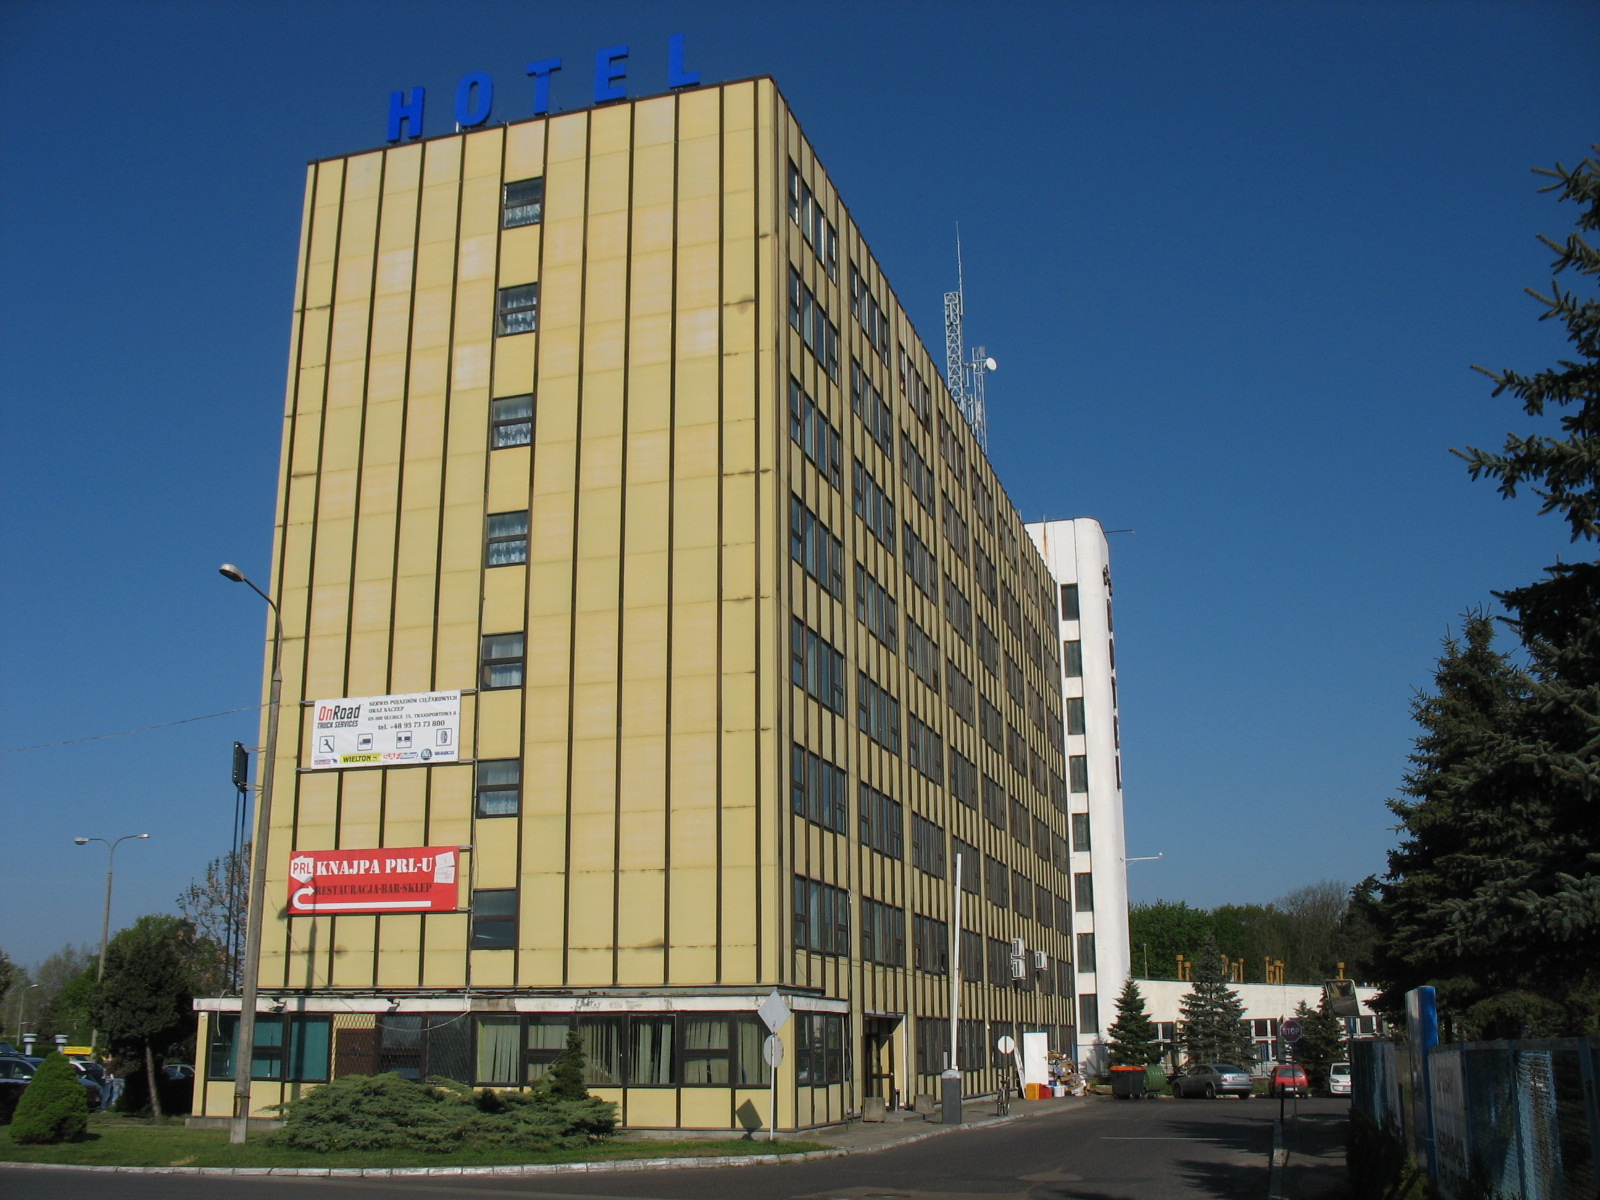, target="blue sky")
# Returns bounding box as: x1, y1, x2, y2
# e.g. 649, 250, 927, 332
2, 1, 1595, 971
